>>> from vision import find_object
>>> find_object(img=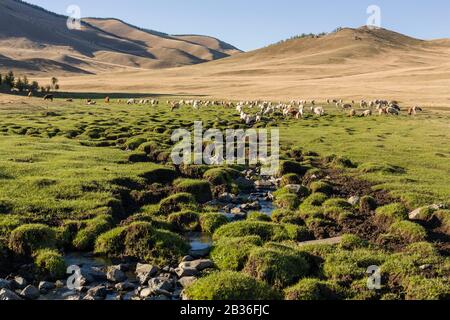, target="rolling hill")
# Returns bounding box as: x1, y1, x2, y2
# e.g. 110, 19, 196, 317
57, 26, 450, 110
0, 0, 241, 75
